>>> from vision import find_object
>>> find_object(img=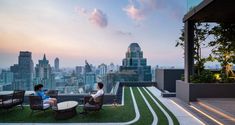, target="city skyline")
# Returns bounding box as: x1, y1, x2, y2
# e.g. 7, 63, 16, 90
0, 0, 187, 68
